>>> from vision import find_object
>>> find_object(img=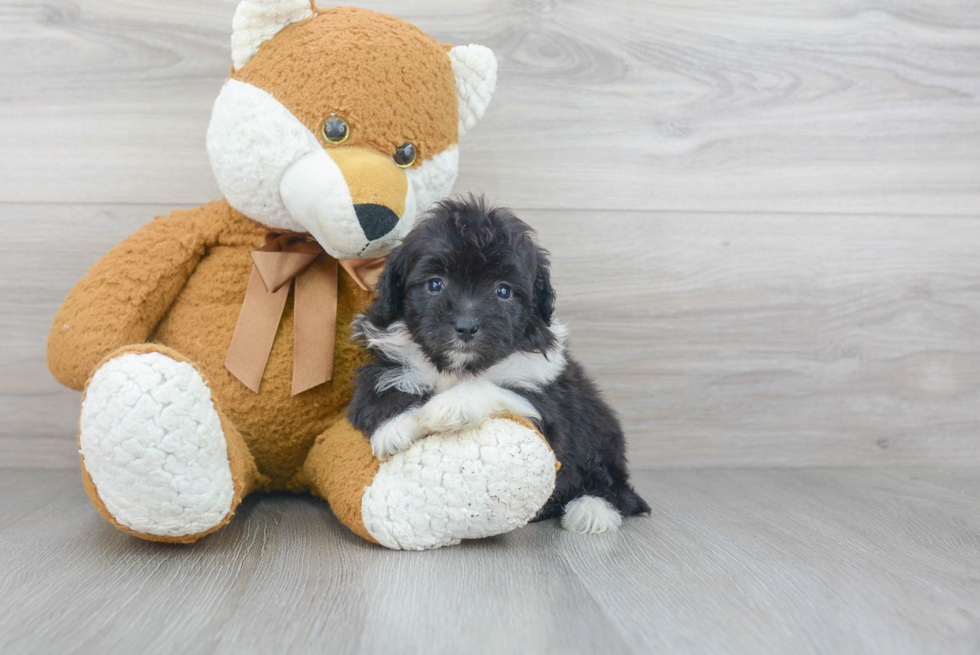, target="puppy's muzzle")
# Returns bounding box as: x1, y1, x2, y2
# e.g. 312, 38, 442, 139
455, 317, 480, 342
